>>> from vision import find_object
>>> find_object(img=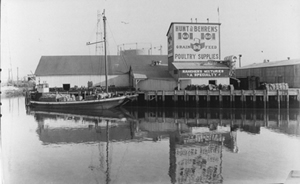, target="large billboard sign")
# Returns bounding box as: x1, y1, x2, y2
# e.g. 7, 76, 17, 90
180, 69, 230, 78
167, 23, 221, 61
